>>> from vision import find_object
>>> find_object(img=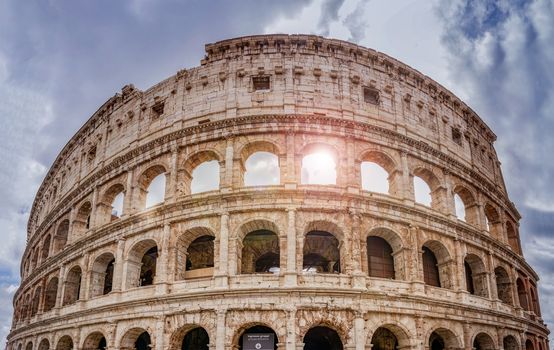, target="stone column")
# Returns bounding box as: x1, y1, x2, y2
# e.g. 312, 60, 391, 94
112, 239, 126, 292
350, 211, 365, 289
215, 212, 229, 288
156, 224, 171, 294
80, 253, 91, 301
463, 322, 472, 350
286, 308, 297, 350
400, 151, 413, 203
216, 309, 226, 350
443, 170, 456, 218
67, 206, 77, 245
155, 316, 165, 350
167, 144, 179, 202
486, 250, 497, 300
454, 237, 466, 293
284, 133, 296, 189
355, 312, 366, 350
222, 137, 234, 192
55, 265, 66, 309
345, 139, 358, 193
285, 208, 297, 287
123, 168, 135, 215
